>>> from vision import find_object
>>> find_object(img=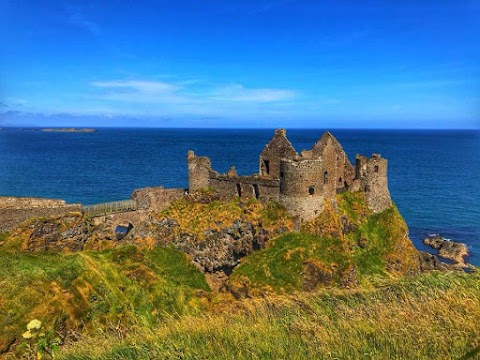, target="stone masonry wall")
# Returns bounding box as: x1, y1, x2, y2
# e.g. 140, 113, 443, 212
209, 175, 279, 201
131, 186, 185, 212
302, 132, 355, 198
259, 128, 298, 178
0, 197, 82, 232
356, 154, 392, 213
279, 159, 325, 220
187, 150, 212, 192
